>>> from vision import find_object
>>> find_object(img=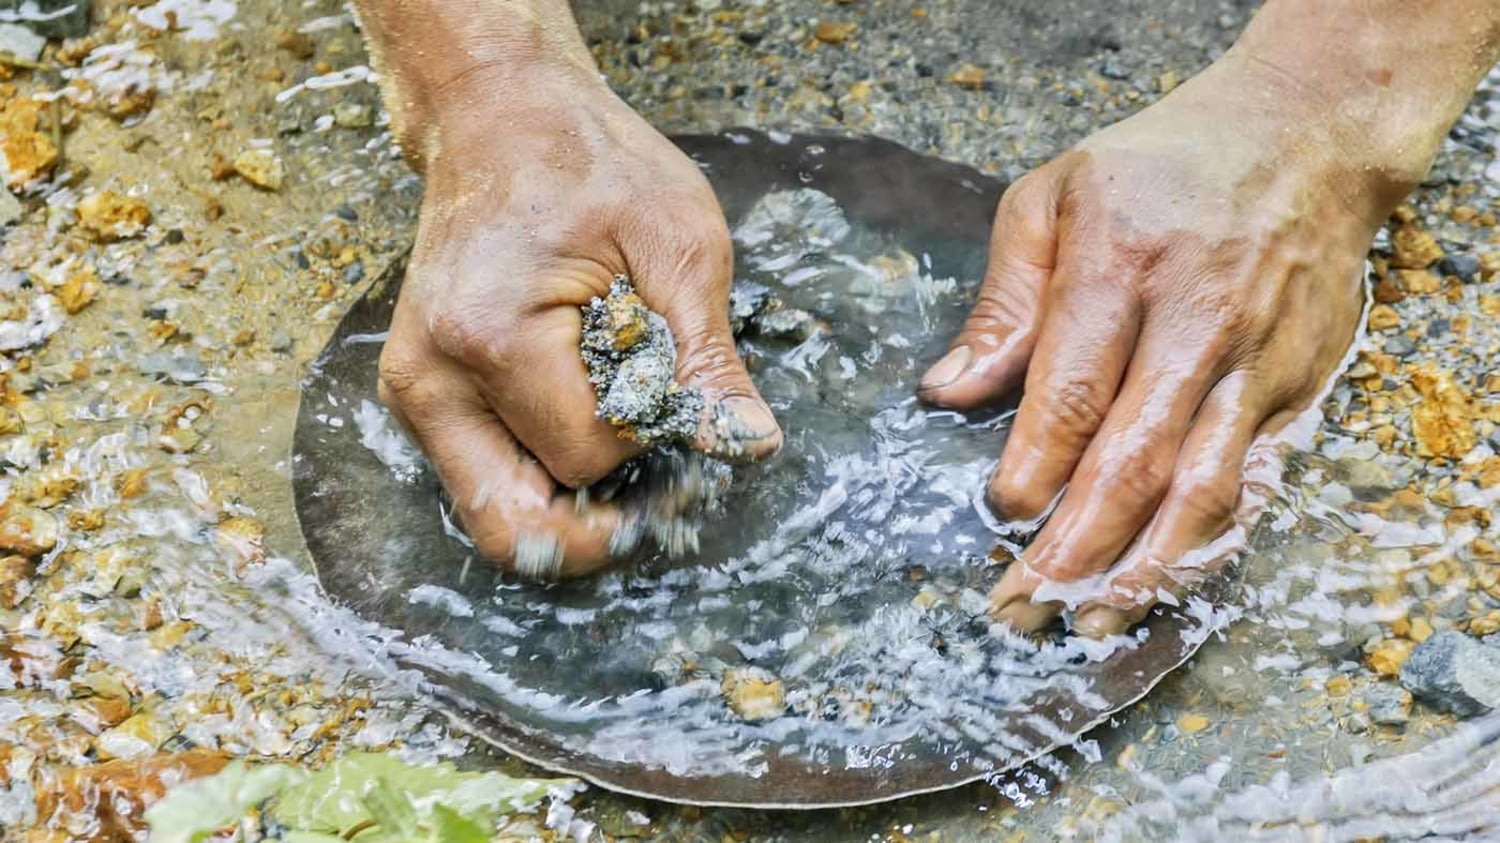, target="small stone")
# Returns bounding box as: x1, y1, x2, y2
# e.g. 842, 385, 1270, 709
76, 191, 152, 241
1175, 713, 1211, 734
1157, 69, 1179, 93
1479, 252, 1500, 281
948, 64, 986, 90
1390, 225, 1444, 269
1439, 254, 1481, 282
137, 350, 207, 384
0, 97, 59, 190
333, 204, 358, 221
1098, 56, 1130, 80
721, 667, 786, 721
0, 554, 34, 608
1367, 304, 1400, 331
0, 190, 21, 227
0, 502, 59, 556
233, 148, 285, 191
273, 30, 316, 59
1361, 683, 1412, 726
333, 102, 373, 129
0, 23, 47, 61
1395, 268, 1441, 295
95, 713, 166, 761
813, 20, 857, 45
1366, 637, 1413, 677
1399, 631, 1500, 718
1410, 367, 1476, 460
269, 329, 294, 353
1383, 335, 1417, 357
